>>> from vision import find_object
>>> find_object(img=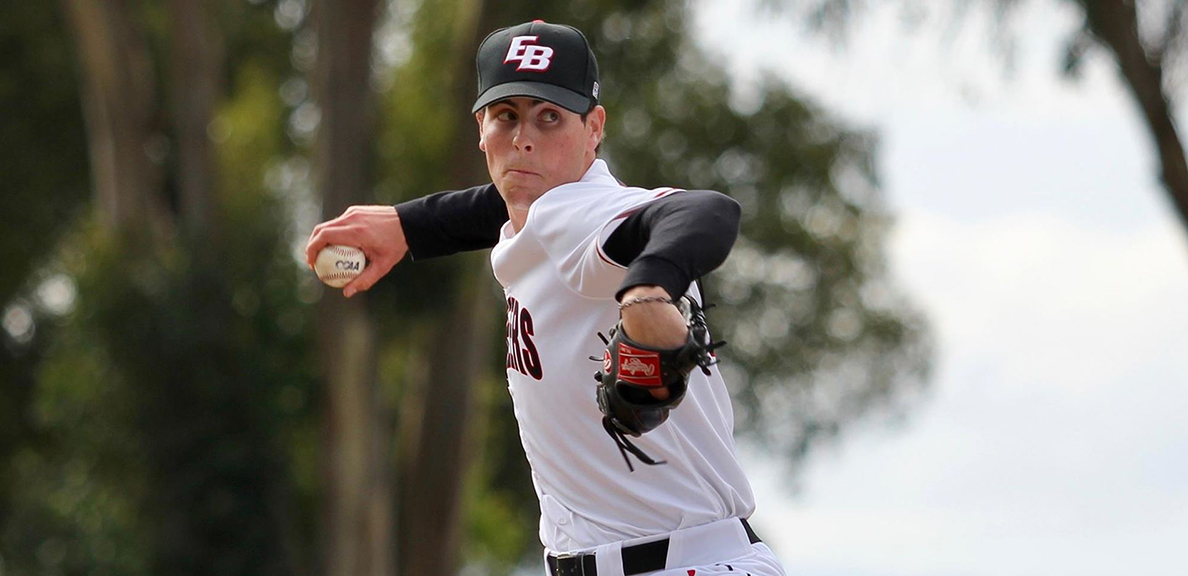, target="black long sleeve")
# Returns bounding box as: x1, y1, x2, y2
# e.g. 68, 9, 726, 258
602, 190, 741, 301
395, 184, 740, 300
393, 183, 507, 260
